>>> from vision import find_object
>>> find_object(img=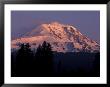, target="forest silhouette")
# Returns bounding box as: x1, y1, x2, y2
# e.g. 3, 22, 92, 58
11, 41, 100, 77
